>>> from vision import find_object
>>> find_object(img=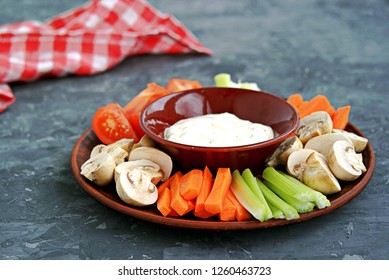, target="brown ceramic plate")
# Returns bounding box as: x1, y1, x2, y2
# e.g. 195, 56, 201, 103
70, 123, 375, 230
